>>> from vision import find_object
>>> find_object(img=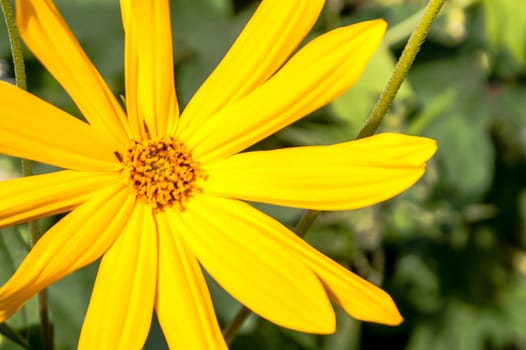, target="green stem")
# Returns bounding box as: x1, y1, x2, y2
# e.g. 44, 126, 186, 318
0, 323, 31, 349
357, 0, 446, 138
224, 0, 445, 345
222, 305, 252, 345
0, 0, 25, 90
0, 1, 53, 349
